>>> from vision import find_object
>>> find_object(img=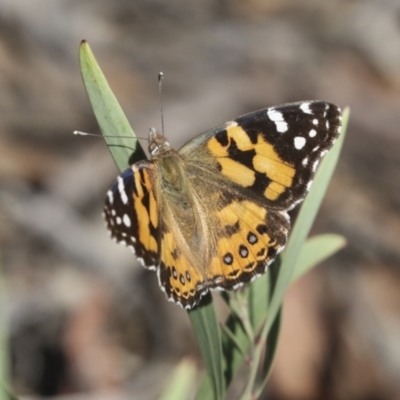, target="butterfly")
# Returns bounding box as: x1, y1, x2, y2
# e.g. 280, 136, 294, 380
103, 101, 342, 309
